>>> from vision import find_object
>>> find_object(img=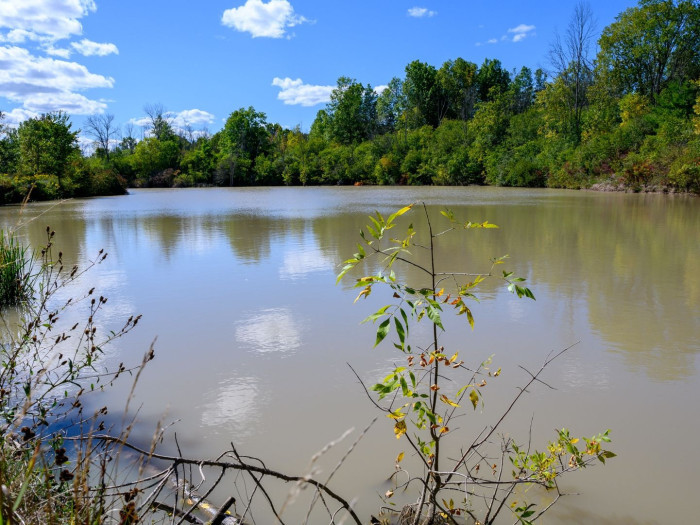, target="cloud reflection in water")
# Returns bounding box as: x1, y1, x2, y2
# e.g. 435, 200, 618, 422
235, 308, 301, 354
200, 376, 260, 436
